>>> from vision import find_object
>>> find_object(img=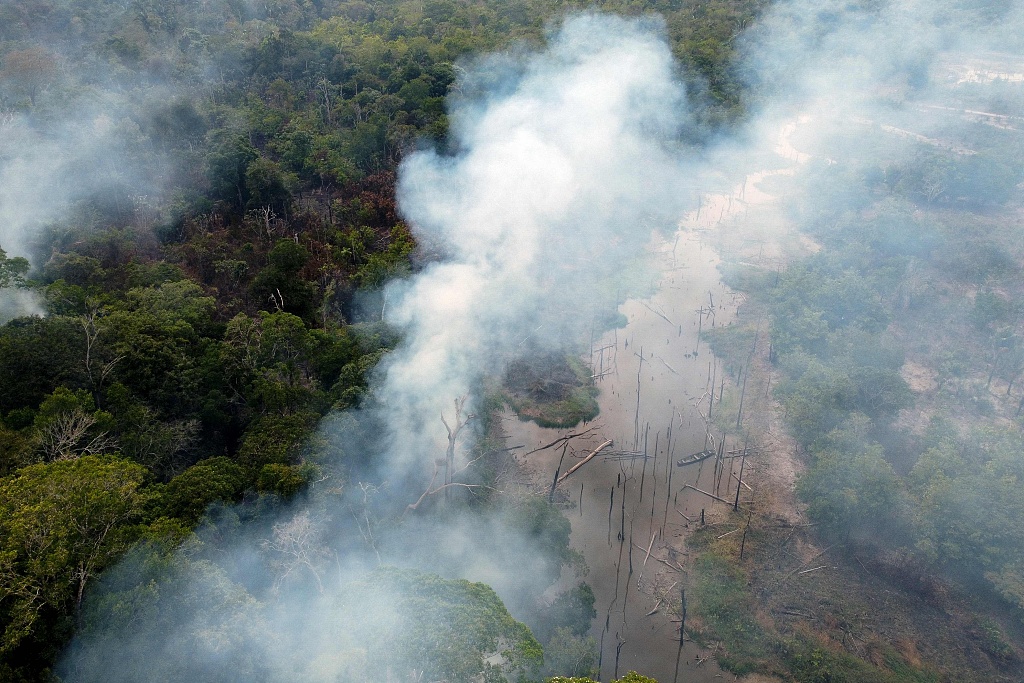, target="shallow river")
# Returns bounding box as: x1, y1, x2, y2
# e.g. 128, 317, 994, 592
505, 214, 751, 682
502, 120, 806, 682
